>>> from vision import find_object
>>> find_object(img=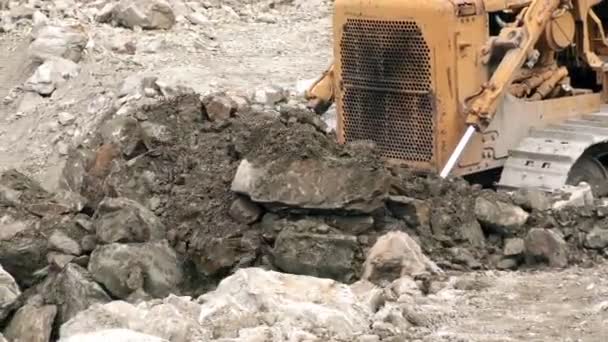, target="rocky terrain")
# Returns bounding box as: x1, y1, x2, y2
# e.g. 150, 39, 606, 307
0, 1, 607, 342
